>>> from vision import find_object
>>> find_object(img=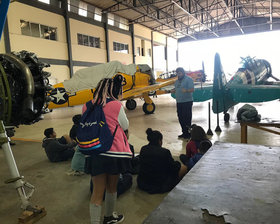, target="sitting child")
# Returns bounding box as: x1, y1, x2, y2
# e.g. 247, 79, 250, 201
187, 140, 212, 171
67, 114, 86, 176
137, 128, 187, 194
179, 124, 210, 165
69, 114, 81, 141
42, 128, 76, 162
